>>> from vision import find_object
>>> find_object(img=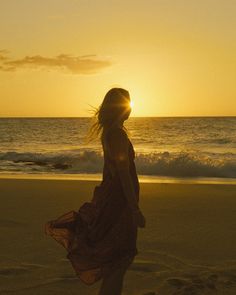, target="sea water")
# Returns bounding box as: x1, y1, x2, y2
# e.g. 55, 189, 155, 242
0, 117, 236, 182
